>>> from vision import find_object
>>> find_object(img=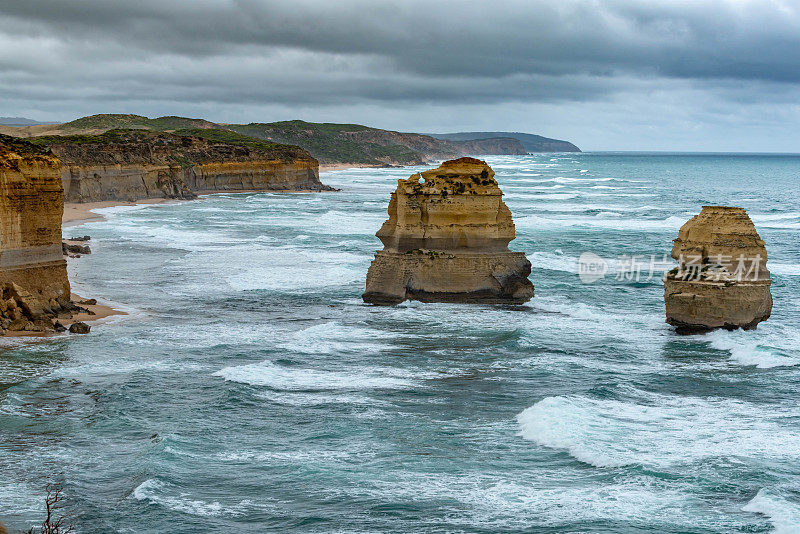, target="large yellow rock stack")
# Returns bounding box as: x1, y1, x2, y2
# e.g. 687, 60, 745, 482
363, 157, 534, 304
